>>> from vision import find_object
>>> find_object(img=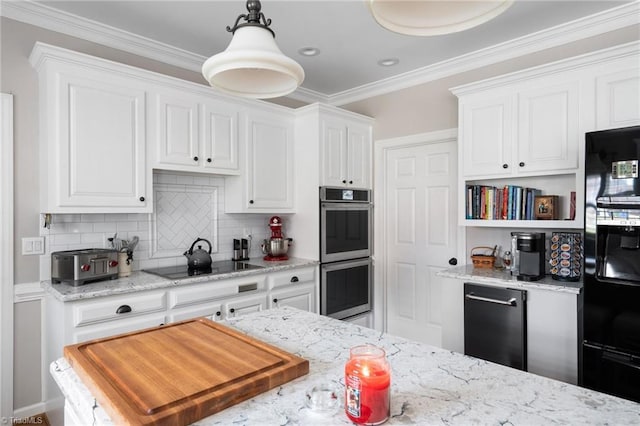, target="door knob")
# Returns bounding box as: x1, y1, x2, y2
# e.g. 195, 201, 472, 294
448, 257, 457, 266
